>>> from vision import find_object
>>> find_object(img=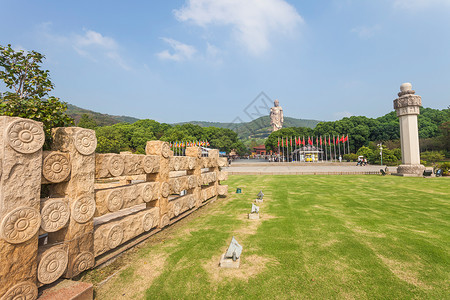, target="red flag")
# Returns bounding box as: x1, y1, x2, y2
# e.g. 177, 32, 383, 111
344, 135, 348, 142
278, 139, 280, 146
340, 135, 345, 143
336, 136, 339, 144
290, 137, 292, 146
307, 137, 311, 146
286, 139, 288, 147
329, 136, 331, 145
